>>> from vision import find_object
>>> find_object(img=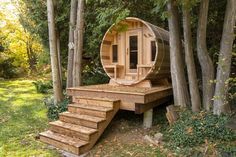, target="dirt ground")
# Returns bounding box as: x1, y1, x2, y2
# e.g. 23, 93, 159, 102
84, 104, 171, 157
